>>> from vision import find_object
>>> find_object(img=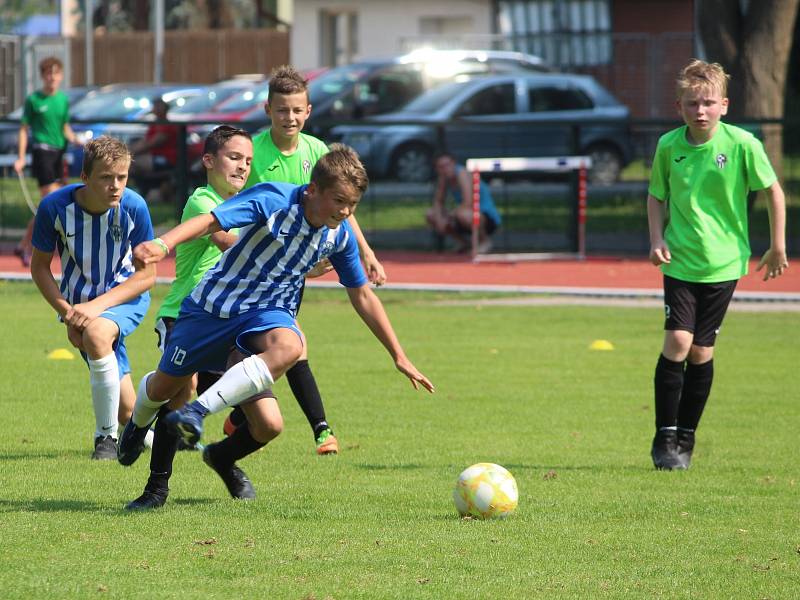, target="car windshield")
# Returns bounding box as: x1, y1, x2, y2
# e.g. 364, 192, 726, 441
399, 82, 467, 114
308, 64, 374, 105
72, 89, 158, 119
170, 86, 244, 115
214, 86, 268, 114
